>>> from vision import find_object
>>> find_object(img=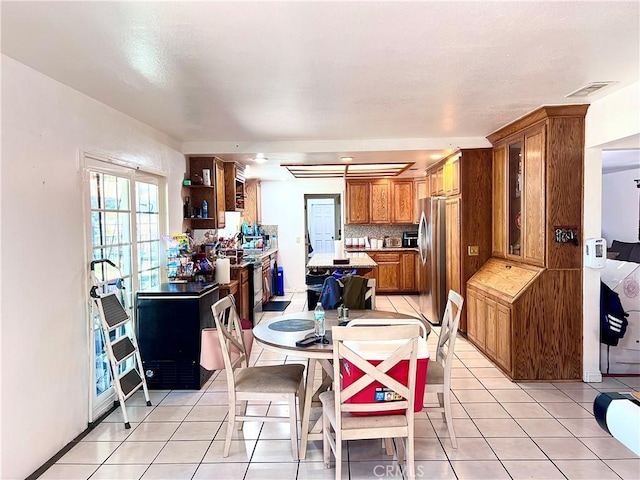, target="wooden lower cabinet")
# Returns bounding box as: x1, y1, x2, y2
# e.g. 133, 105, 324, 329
368, 251, 417, 294
370, 252, 400, 292
467, 258, 581, 381
467, 286, 509, 374
230, 266, 250, 323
